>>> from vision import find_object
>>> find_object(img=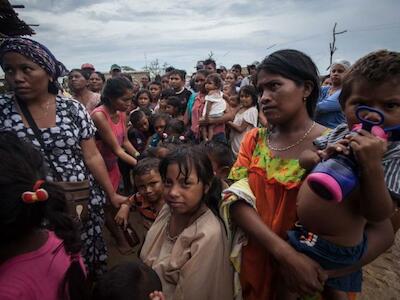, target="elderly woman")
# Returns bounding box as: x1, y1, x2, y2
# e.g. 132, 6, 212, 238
0, 37, 126, 277
314, 59, 351, 128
